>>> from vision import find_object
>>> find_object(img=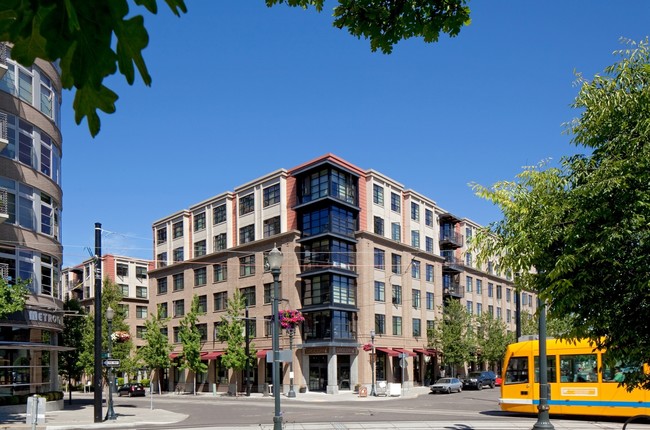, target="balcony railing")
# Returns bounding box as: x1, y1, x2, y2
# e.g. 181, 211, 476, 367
301, 252, 356, 273
0, 188, 8, 224
439, 231, 464, 249
442, 255, 464, 272
443, 282, 463, 298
